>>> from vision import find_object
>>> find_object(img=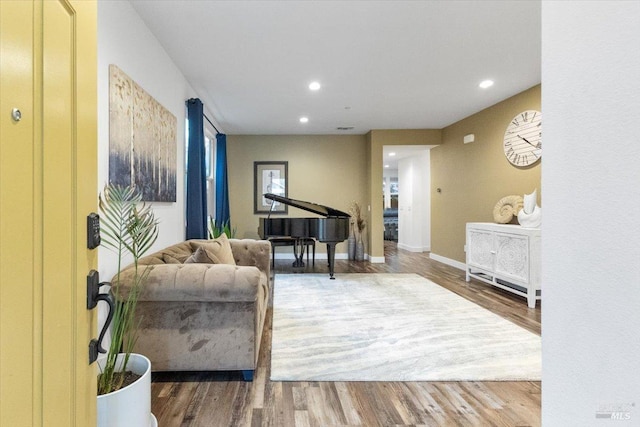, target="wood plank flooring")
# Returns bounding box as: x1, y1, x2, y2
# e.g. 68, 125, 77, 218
151, 242, 541, 426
